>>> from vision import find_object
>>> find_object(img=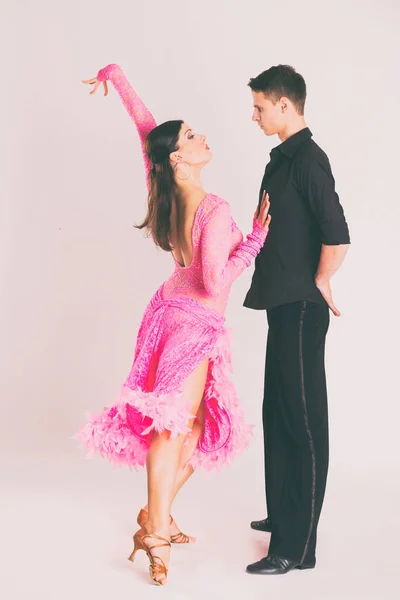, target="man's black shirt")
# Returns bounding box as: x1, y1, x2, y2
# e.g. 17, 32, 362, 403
244, 127, 350, 310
